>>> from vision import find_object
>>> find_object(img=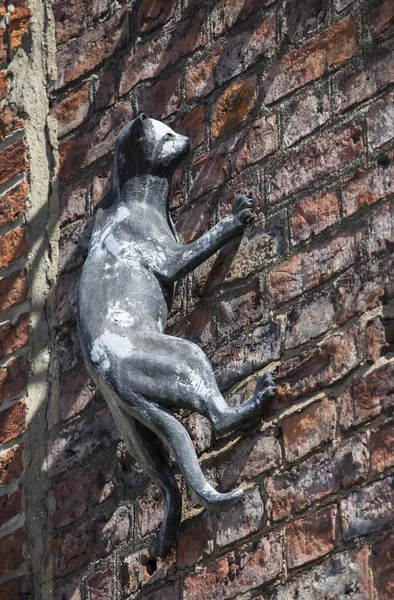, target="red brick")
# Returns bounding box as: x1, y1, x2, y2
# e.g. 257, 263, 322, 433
167, 304, 214, 352
0, 489, 22, 527
183, 412, 213, 455
139, 72, 182, 120
47, 407, 119, 476
216, 280, 263, 342
0, 180, 28, 228
341, 477, 394, 540
9, 4, 31, 50
218, 173, 260, 219
371, 198, 394, 254
264, 17, 357, 104
283, 397, 336, 462
190, 114, 278, 199
372, 532, 394, 600
216, 487, 264, 547
286, 505, 336, 569
0, 313, 29, 359
0, 578, 22, 600
120, 10, 206, 95
176, 511, 214, 569
172, 105, 206, 151
0, 399, 26, 443
0, 72, 7, 101
335, 49, 394, 113
56, 8, 130, 89
0, 269, 28, 313
283, 88, 330, 148
0, 138, 29, 187
211, 0, 260, 37
371, 0, 394, 39
212, 75, 257, 139
291, 189, 339, 244
183, 534, 282, 600
52, 81, 90, 138
137, 0, 177, 34
0, 528, 24, 576
142, 581, 181, 600
269, 123, 363, 204
93, 169, 111, 207
95, 64, 116, 111
175, 201, 211, 244
59, 370, 94, 422
340, 362, 394, 430
273, 326, 362, 413
218, 428, 281, 491
367, 317, 394, 362
0, 27, 7, 63
268, 231, 362, 305
53, 0, 84, 45
0, 444, 23, 485
371, 421, 394, 474
283, 0, 327, 43
54, 579, 82, 600
0, 227, 27, 270
58, 101, 133, 180
343, 158, 394, 219
185, 14, 276, 101
87, 563, 113, 600
0, 356, 28, 402
274, 548, 372, 599
285, 291, 335, 349
266, 434, 368, 521
367, 91, 394, 148
0, 105, 25, 142
59, 177, 89, 226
